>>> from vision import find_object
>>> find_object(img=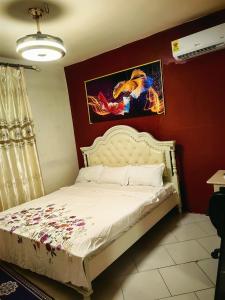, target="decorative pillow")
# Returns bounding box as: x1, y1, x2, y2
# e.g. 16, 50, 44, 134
98, 166, 129, 185
128, 163, 165, 186
76, 165, 103, 183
